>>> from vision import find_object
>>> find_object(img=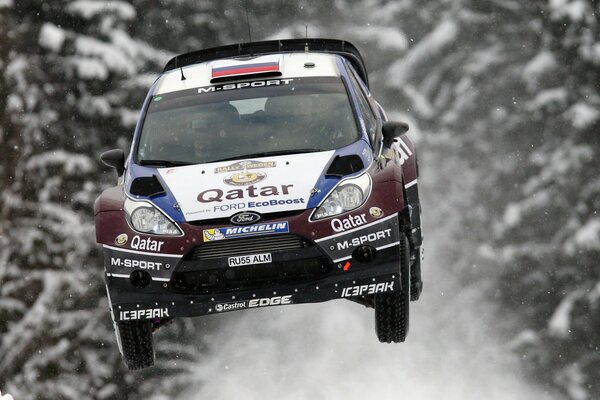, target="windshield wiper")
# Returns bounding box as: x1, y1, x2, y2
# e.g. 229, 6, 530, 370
209, 149, 322, 163
138, 159, 195, 167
